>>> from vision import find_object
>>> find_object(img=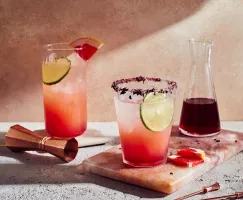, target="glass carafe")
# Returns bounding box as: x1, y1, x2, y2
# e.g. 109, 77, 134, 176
179, 39, 220, 137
